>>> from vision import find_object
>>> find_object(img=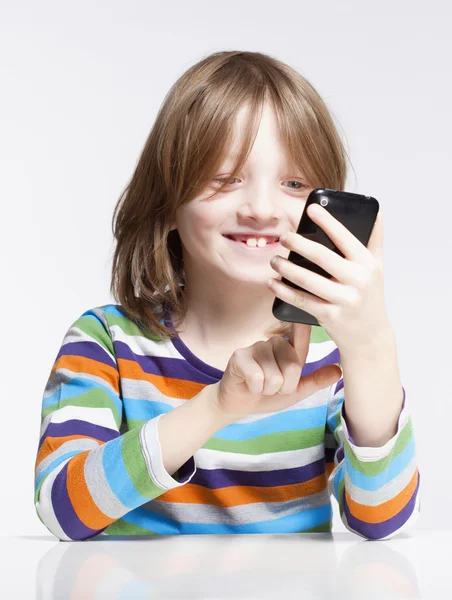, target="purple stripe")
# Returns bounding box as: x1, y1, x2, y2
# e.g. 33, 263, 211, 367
343, 470, 420, 540
333, 376, 344, 396
57, 341, 116, 369
177, 457, 196, 483
39, 420, 119, 449
336, 445, 345, 464
190, 458, 325, 489
52, 461, 106, 540
114, 338, 341, 384
114, 340, 217, 384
